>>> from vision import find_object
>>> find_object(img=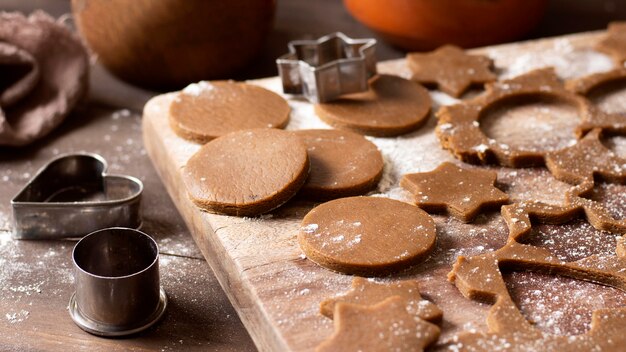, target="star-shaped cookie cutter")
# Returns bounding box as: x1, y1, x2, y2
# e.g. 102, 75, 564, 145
276, 32, 377, 103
